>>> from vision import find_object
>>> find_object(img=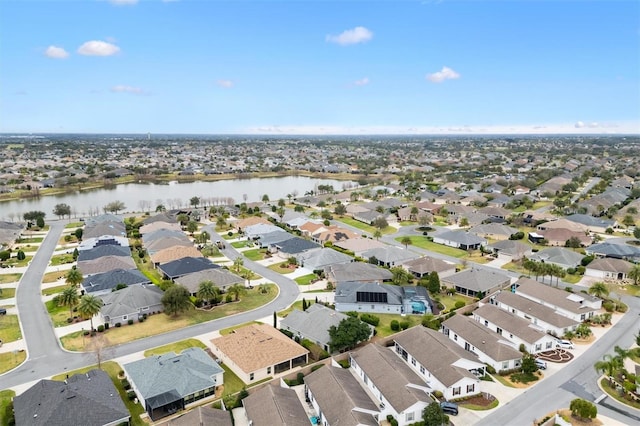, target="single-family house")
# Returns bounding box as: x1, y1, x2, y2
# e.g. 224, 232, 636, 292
472, 304, 557, 354
155, 406, 232, 426
433, 230, 487, 251
242, 384, 309, 426
13, 370, 129, 426
98, 285, 164, 326
536, 219, 588, 233
312, 226, 359, 245
489, 291, 579, 337
146, 238, 193, 255
392, 327, 484, 401
274, 237, 320, 257
139, 221, 182, 236
123, 348, 224, 421
305, 365, 379, 426
174, 268, 244, 295
585, 258, 636, 281
77, 245, 131, 262
333, 238, 387, 257
325, 262, 393, 285
361, 246, 419, 268
157, 256, 219, 280
76, 235, 130, 251
488, 240, 532, 262
210, 323, 309, 384
402, 256, 457, 278
295, 247, 353, 272
151, 245, 204, 265
586, 242, 640, 262
442, 269, 511, 298
335, 282, 432, 315
537, 228, 592, 247
565, 214, 617, 234
82, 268, 150, 295
235, 216, 271, 232
142, 229, 189, 245
469, 223, 519, 241
529, 247, 584, 270
77, 255, 137, 276
442, 314, 523, 373
513, 278, 602, 322
349, 344, 433, 426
